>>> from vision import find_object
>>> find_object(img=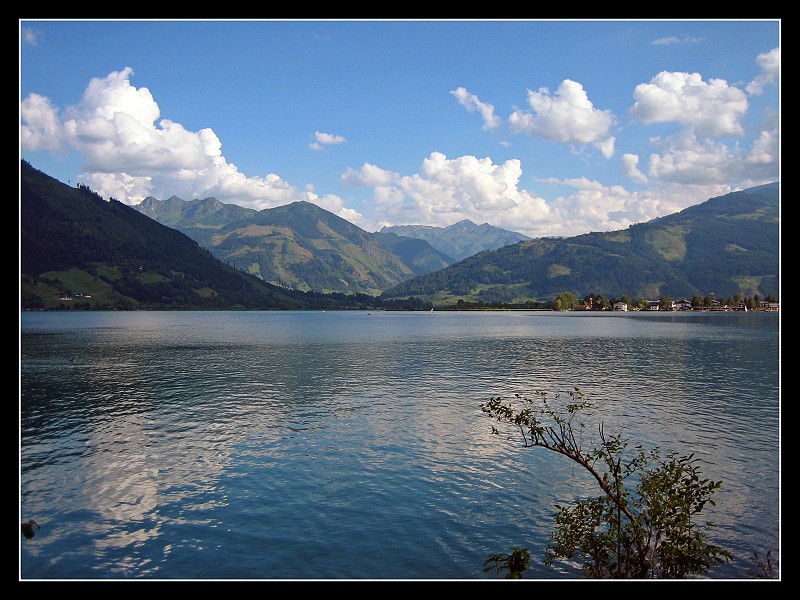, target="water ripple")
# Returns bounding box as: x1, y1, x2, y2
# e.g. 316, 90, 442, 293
20, 311, 779, 579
